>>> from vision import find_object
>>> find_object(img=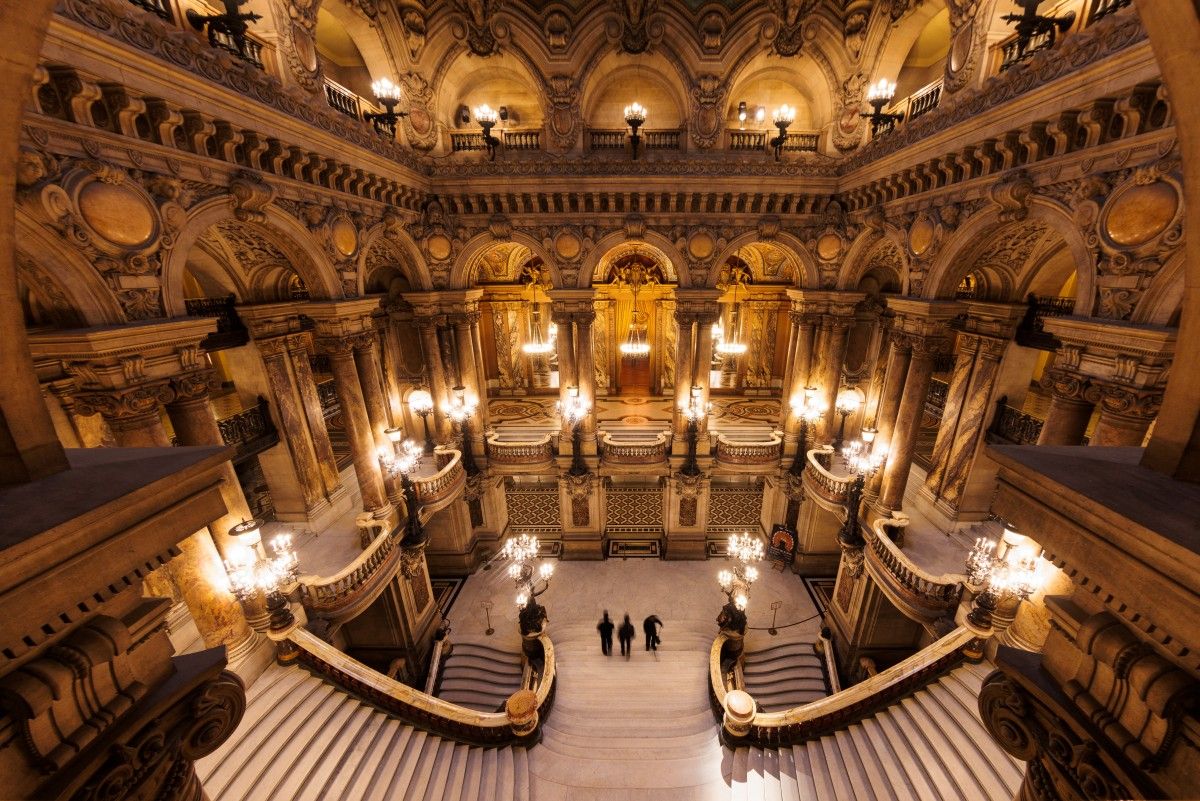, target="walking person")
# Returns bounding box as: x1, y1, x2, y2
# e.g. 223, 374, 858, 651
597, 611, 615, 656
643, 614, 663, 652
618, 614, 635, 659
